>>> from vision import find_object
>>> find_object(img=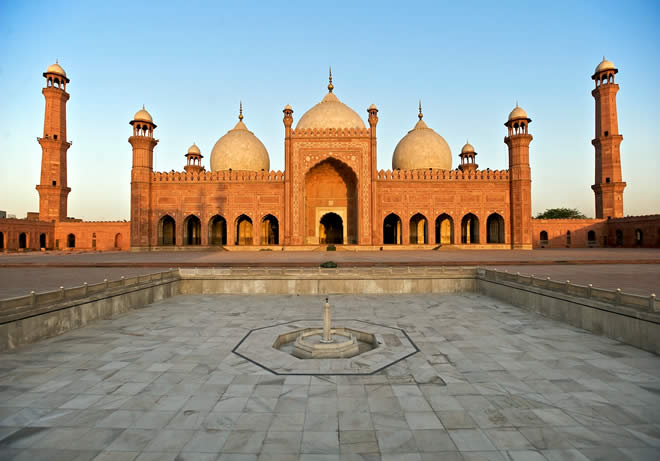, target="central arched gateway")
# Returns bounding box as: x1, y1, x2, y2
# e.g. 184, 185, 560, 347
319, 212, 344, 244
304, 158, 357, 245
